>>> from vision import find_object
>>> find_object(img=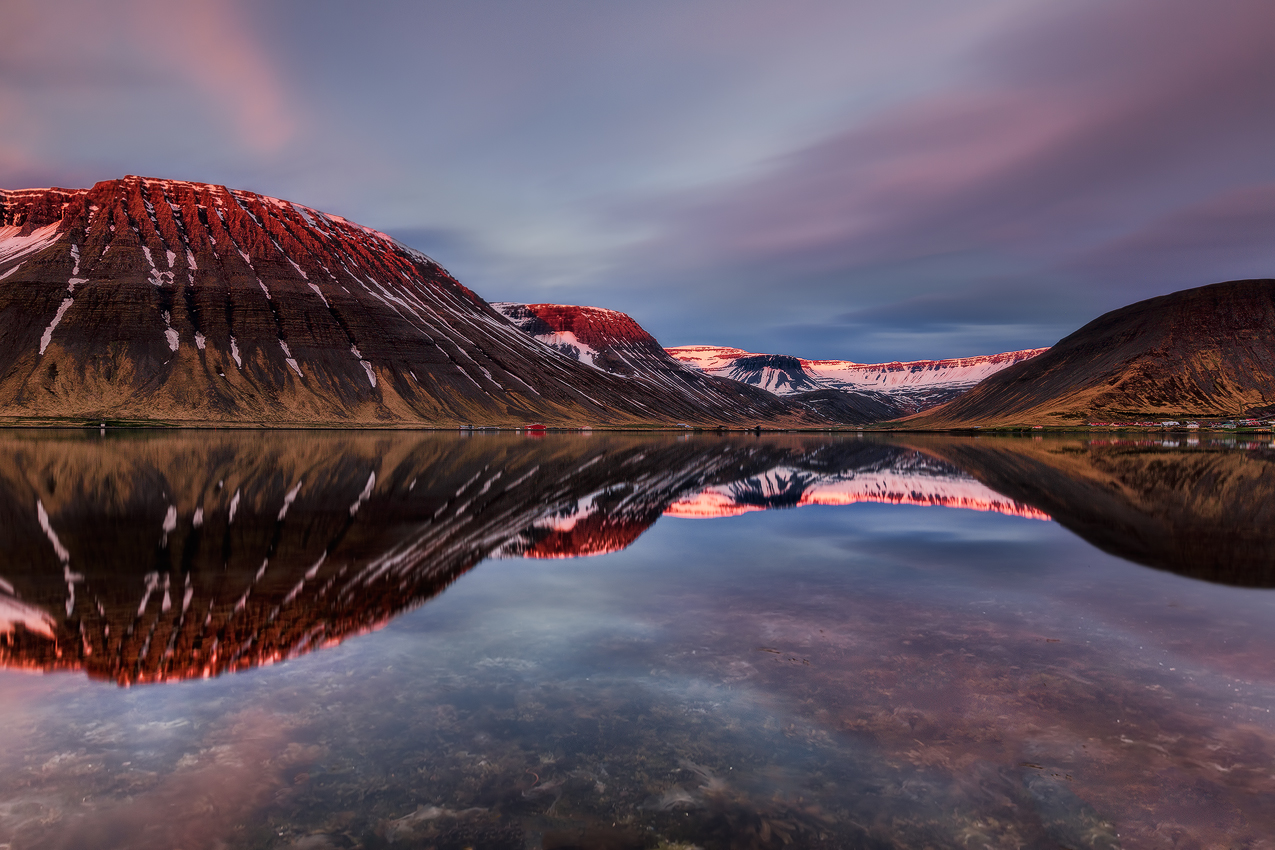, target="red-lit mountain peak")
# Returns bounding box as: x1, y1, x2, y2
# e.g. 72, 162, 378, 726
514, 304, 658, 347
492, 301, 680, 376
